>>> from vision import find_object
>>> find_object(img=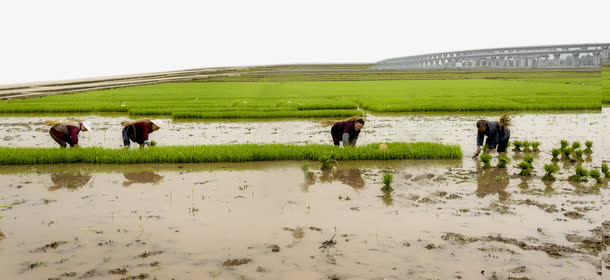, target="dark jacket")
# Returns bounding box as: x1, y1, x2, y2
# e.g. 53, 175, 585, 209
332, 121, 361, 146
126, 122, 154, 144
477, 121, 508, 149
